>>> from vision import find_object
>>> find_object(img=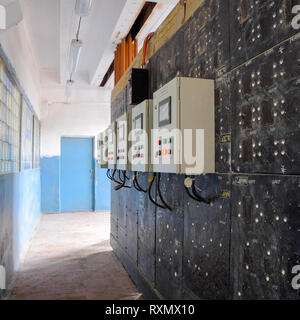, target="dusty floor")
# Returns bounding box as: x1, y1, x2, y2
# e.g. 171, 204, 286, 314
10, 211, 142, 300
